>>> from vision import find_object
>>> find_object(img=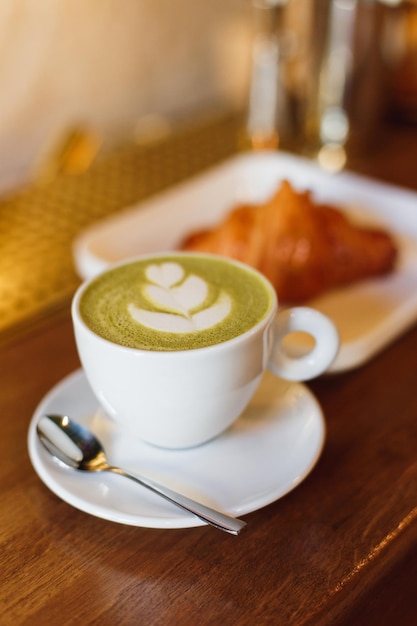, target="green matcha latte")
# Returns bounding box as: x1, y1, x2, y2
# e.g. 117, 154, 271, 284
79, 254, 273, 351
